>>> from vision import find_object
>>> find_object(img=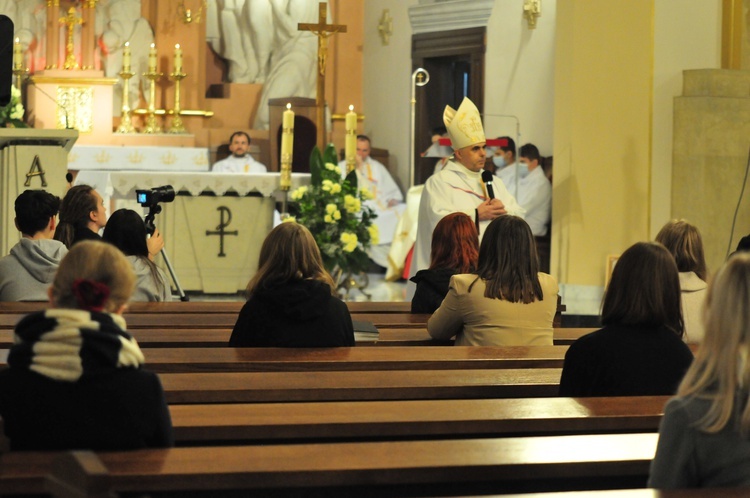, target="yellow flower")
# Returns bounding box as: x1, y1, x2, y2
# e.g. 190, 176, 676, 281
321, 180, 333, 192
360, 186, 374, 200
324, 162, 341, 174
330, 183, 342, 194
368, 224, 380, 245
333, 209, 341, 221
325, 203, 338, 215
340, 232, 358, 252
324, 214, 334, 223
282, 216, 296, 223
290, 186, 308, 201
344, 194, 361, 214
